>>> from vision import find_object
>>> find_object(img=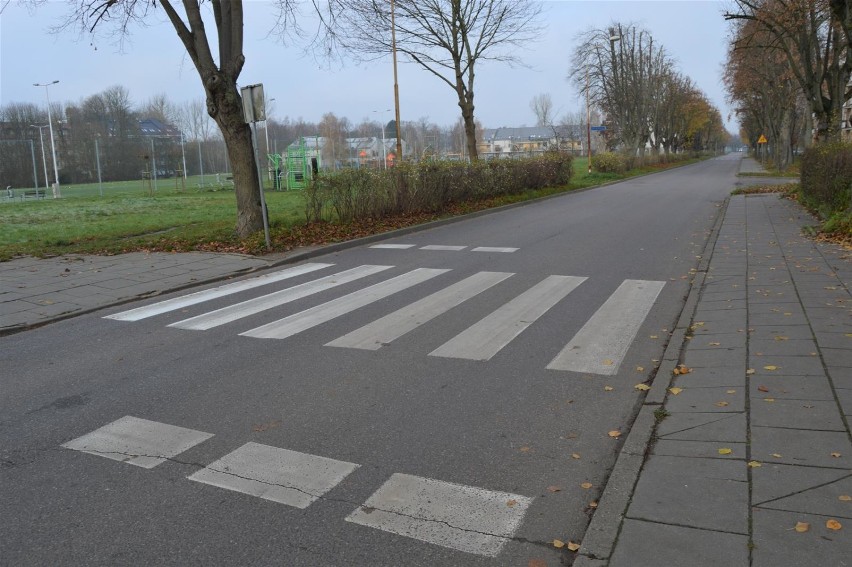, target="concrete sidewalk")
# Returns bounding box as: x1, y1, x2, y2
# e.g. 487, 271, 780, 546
577, 194, 851, 566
